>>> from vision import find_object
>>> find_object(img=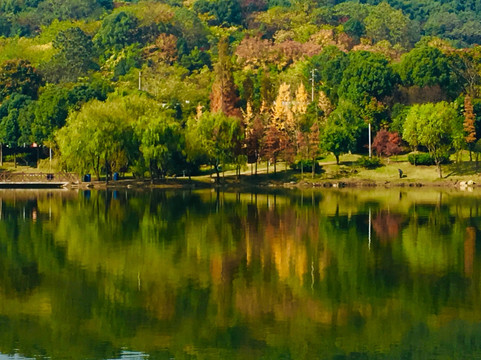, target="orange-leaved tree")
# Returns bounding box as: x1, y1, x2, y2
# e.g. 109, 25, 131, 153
464, 94, 477, 161
210, 38, 241, 118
